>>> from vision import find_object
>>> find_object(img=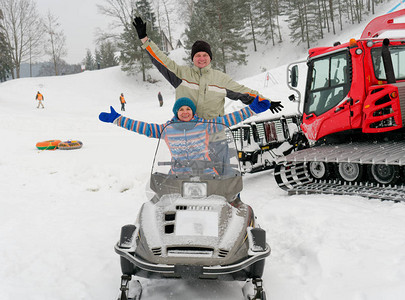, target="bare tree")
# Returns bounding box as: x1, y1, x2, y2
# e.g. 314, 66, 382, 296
26, 13, 43, 77
97, 0, 136, 32
0, 0, 44, 78
179, 0, 195, 22
44, 11, 67, 75
95, 0, 137, 48
328, 0, 336, 35
247, 2, 257, 51
158, 0, 173, 46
